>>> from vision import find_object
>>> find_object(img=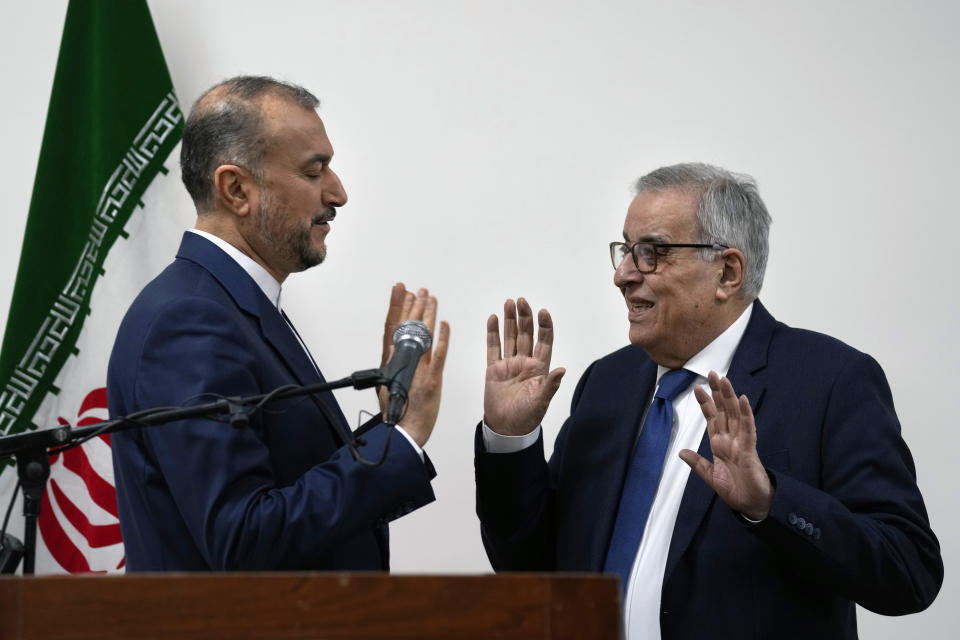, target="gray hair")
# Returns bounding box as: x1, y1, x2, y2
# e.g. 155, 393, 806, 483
635, 162, 771, 300
180, 75, 320, 210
